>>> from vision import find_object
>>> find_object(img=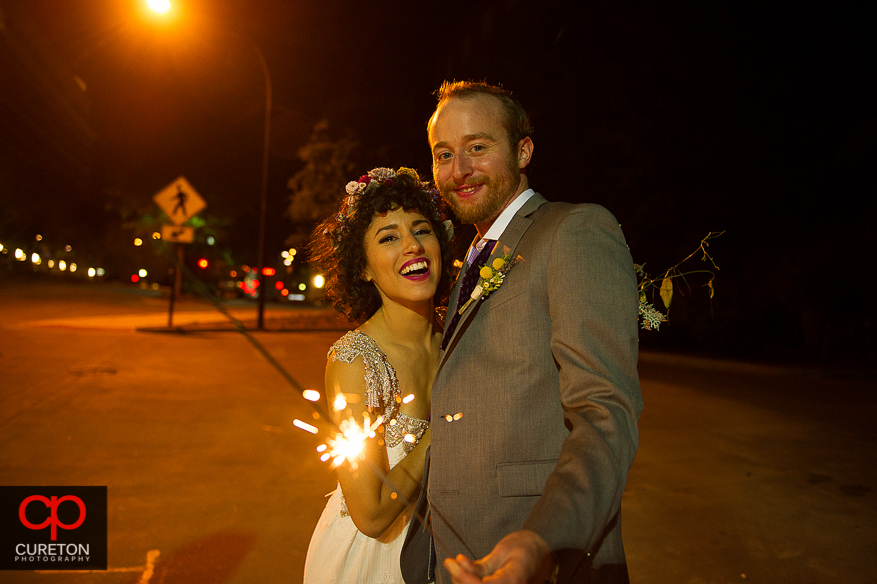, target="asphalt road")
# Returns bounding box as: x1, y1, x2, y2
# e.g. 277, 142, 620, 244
1, 276, 874, 583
